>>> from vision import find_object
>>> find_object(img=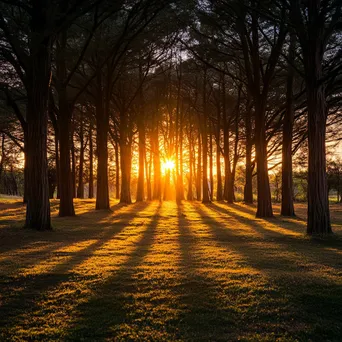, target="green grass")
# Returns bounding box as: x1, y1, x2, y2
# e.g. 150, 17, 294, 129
0, 199, 342, 341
